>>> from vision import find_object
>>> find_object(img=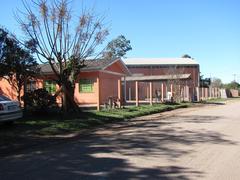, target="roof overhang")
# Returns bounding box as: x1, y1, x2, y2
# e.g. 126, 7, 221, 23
123, 58, 199, 66
122, 74, 191, 82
